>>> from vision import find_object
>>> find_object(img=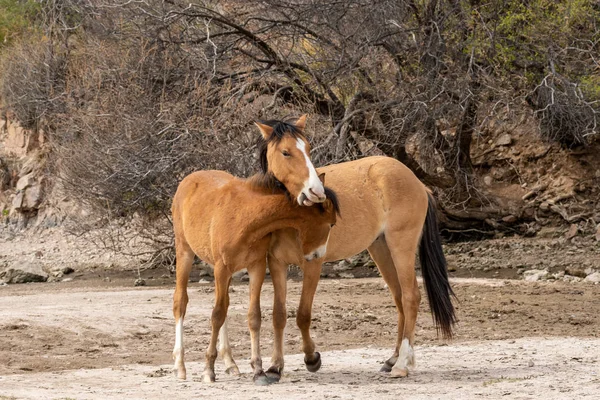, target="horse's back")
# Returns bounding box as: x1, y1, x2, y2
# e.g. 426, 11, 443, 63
172, 170, 236, 264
